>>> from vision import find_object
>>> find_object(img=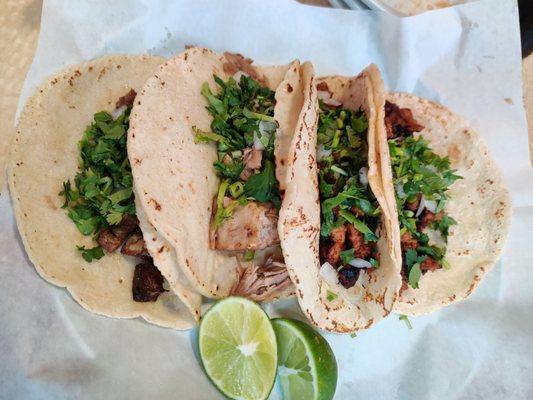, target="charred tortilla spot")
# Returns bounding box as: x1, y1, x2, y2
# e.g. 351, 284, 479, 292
286, 83, 293, 93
